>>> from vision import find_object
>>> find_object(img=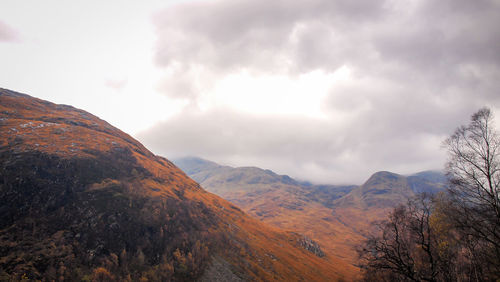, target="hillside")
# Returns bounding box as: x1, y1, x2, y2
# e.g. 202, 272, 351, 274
0, 88, 347, 281
174, 157, 446, 276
